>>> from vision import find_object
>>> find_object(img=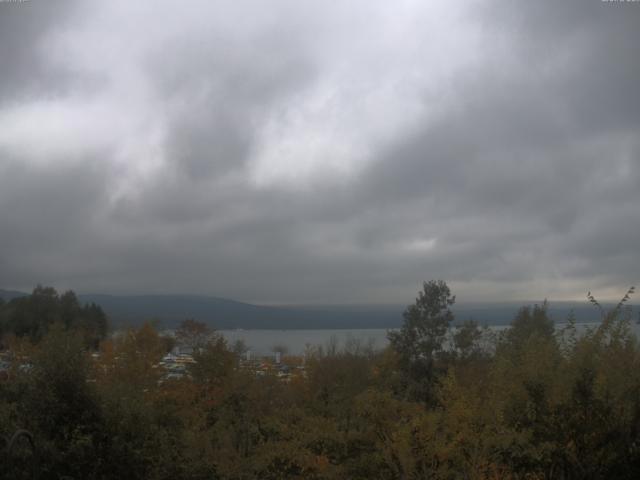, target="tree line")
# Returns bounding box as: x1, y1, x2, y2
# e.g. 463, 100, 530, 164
0, 285, 108, 348
0, 282, 638, 479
